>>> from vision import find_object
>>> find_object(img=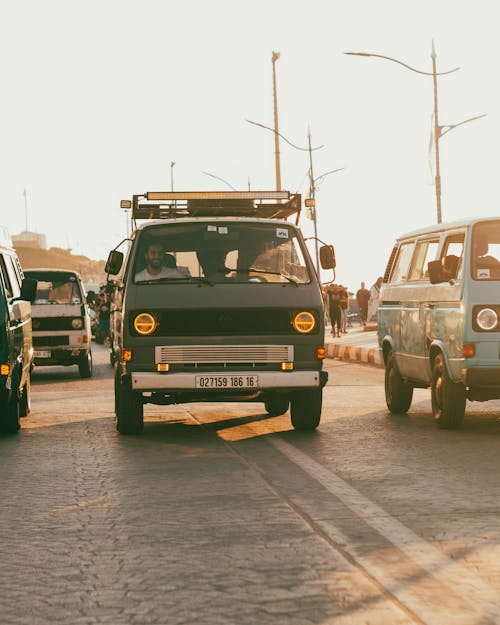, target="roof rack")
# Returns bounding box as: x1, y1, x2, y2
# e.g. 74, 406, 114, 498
121, 191, 302, 226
